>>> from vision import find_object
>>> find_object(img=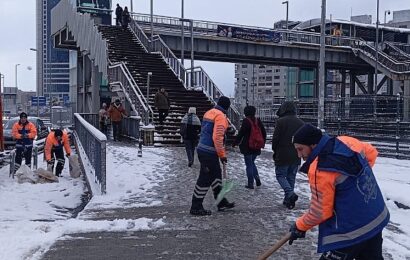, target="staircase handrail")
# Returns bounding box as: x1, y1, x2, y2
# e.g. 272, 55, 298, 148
129, 18, 150, 53
108, 61, 153, 124
188, 66, 241, 128
388, 42, 410, 55
353, 40, 410, 73
384, 42, 410, 61
51, 0, 108, 78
